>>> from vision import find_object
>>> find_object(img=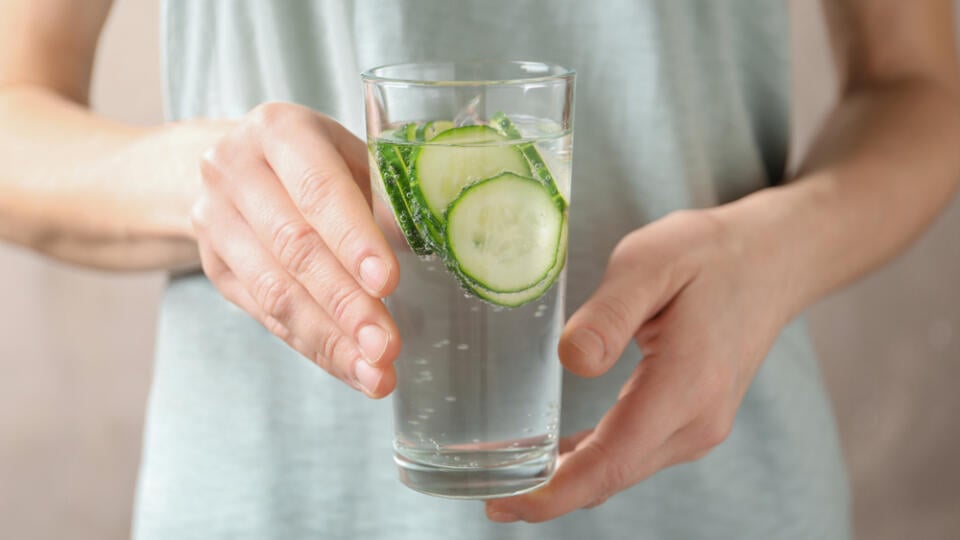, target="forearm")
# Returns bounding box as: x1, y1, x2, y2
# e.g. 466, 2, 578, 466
0, 85, 229, 270
715, 78, 960, 317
